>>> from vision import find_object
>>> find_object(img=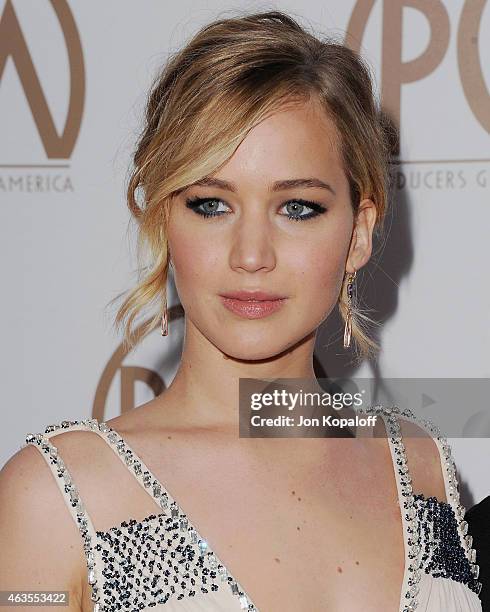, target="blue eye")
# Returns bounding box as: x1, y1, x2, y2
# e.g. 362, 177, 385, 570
185, 196, 327, 221
279, 199, 327, 221
185, 197, 230, 218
